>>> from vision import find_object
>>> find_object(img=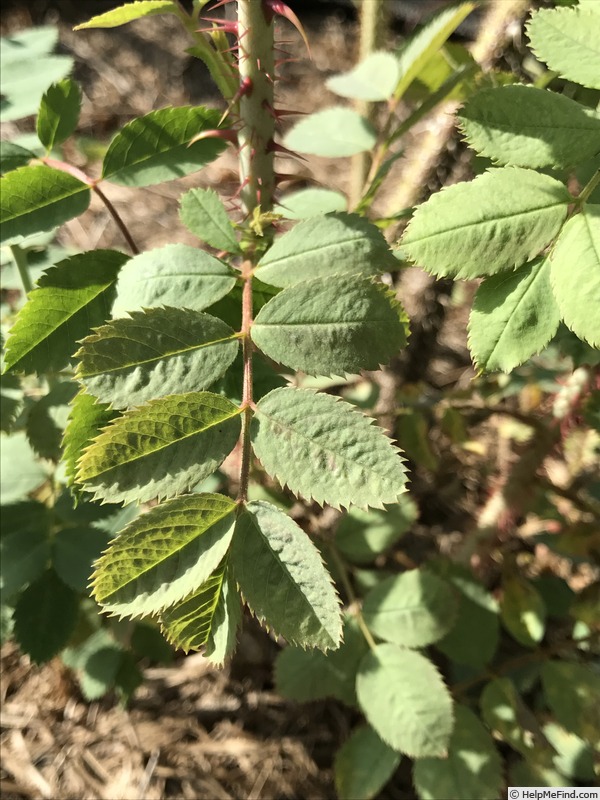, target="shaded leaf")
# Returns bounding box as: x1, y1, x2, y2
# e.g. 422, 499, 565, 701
52, 526, 111, 592
252, 277, 407, 376
550, 204, 600, 348
0, 432, 49, 504
275, 616, 368, 706
256, 212, 398, 288
13, 570, 78, 663
0, 372, 23, 432
75, 1, 177, 29
76, 307, 239, 408
36, 79, 82, 151
401, 168, 571, 279
284, 107, 377, 157
362, 569, 458, 648
76, 392, 241, 505
0, 141, 34, 175
112, 243, 236, 317
458, 85, 600, 169
0, 165, 90, 245
356, 643, 454, 758
25, 380, 78, 460
543, 723, 596, 781
231, 501, 342, 650
179, 188, 240, 252
91, 493, 236, 619
541, 660, 600, 744
251, 388, 407, 509
0, 502, 52, 598
500, 573, 546, 647
3, 250, 127, 375
468, 256, 560, 373
130, 623, 173, 664
526, 7, 600, 90
327, 52, 400, 101
101, 106, 225, 187
413, 705, 503, 800
274, 188, 347, 220
335, 725, 401, 800
335, 497, 417, 564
